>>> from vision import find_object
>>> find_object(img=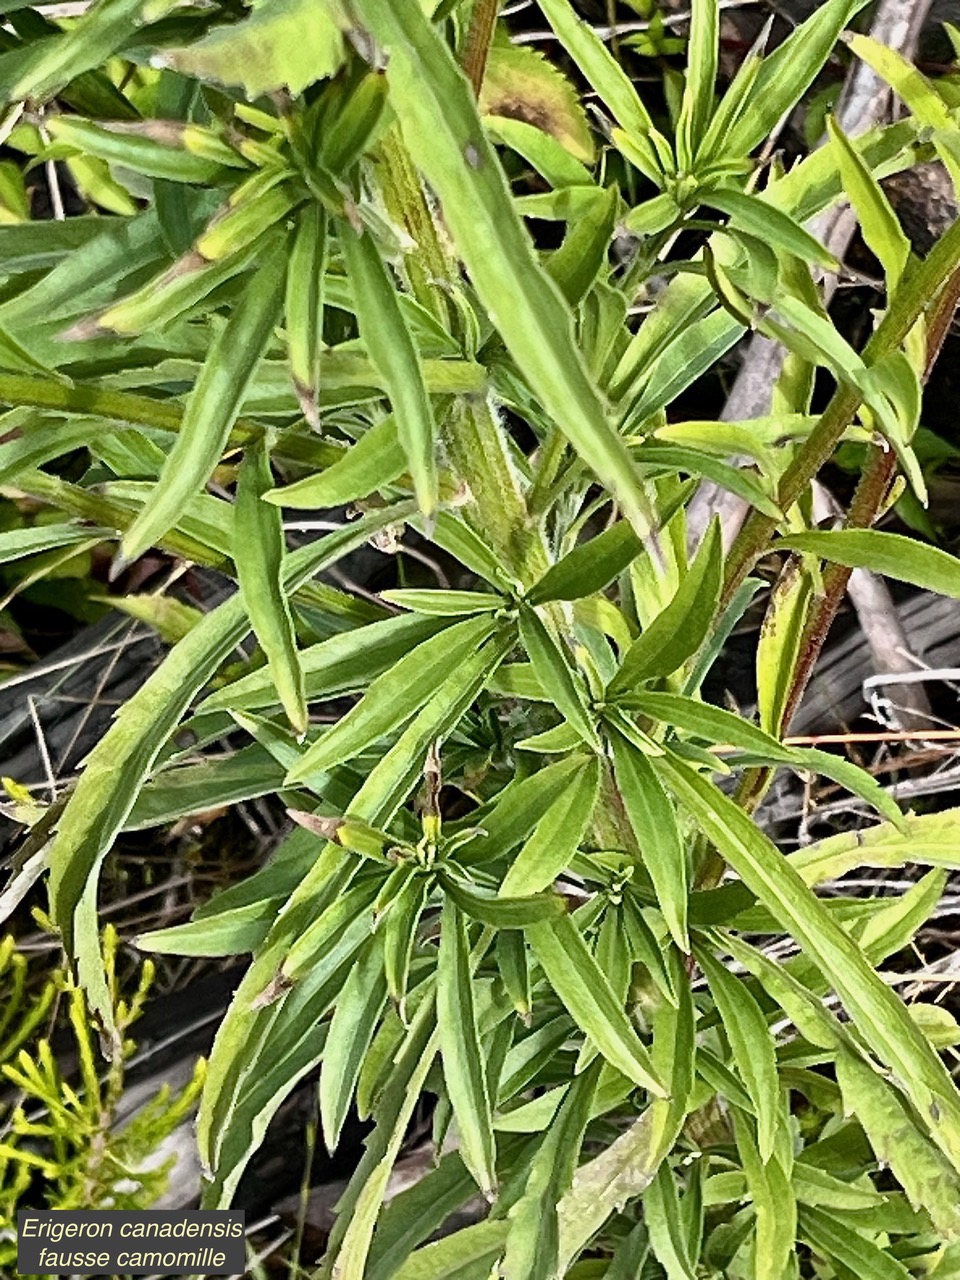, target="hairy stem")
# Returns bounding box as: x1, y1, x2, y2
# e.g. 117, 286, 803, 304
461, 0, 500, 97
